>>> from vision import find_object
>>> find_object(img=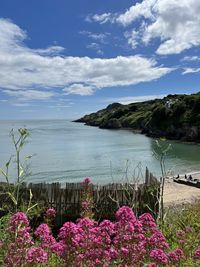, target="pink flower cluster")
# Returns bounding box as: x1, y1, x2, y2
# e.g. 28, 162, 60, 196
80, 176, 94, 218
194, 248, 200, 260
2, 211, 63, 266
45, 207, 56, 218
56, 206, 186, 266
1, 206, 199, 266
